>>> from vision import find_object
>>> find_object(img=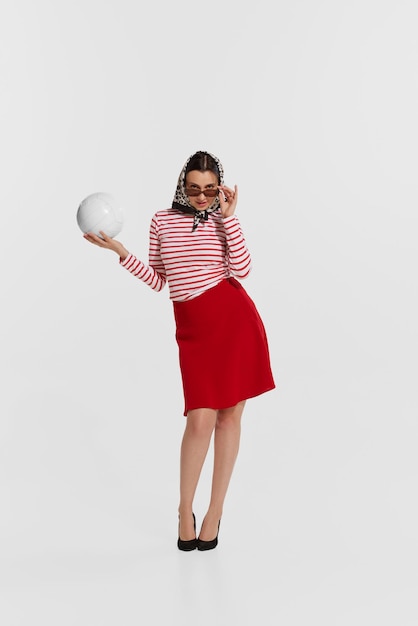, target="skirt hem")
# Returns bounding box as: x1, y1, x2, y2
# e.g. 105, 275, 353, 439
183, 384, 276, 416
